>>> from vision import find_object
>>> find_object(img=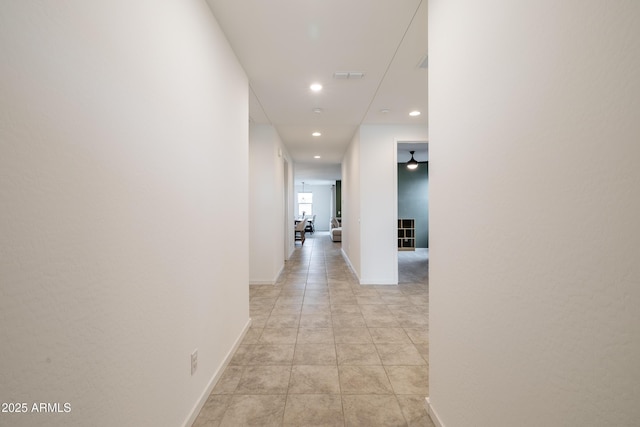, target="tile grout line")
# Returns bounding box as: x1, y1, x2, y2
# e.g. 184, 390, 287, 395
196, 233, 429, 426
323, 237, 347, 426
